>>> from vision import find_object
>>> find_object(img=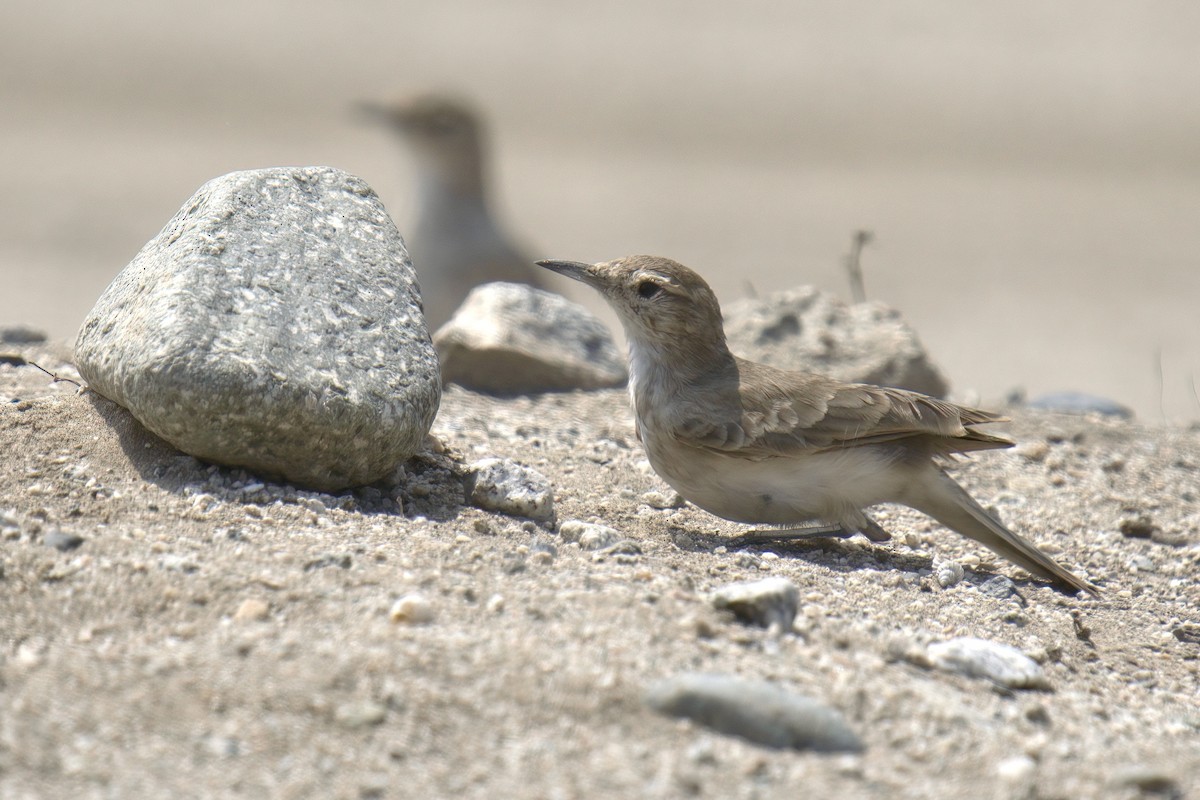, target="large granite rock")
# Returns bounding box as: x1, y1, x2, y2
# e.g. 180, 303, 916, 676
723, 287, 948, 397
75, 166, 441, 491
433, 282, 625, 394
